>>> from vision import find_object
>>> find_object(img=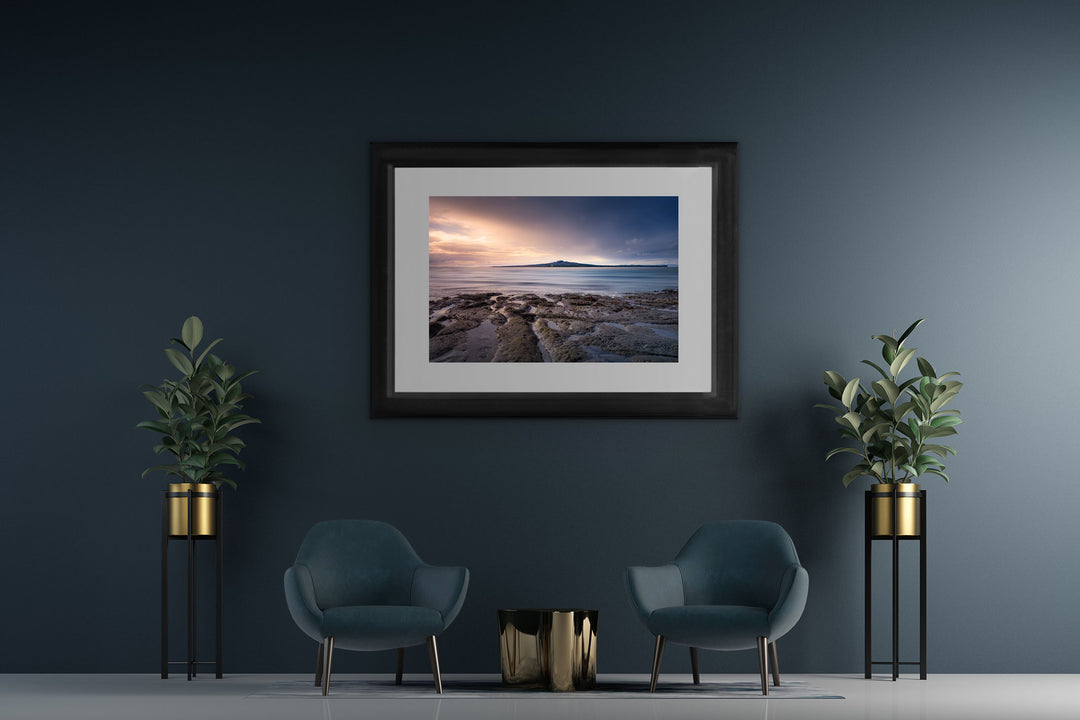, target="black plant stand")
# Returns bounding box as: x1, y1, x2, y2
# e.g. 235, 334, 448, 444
161, 488, 222, 680
864, 489, 926, 680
